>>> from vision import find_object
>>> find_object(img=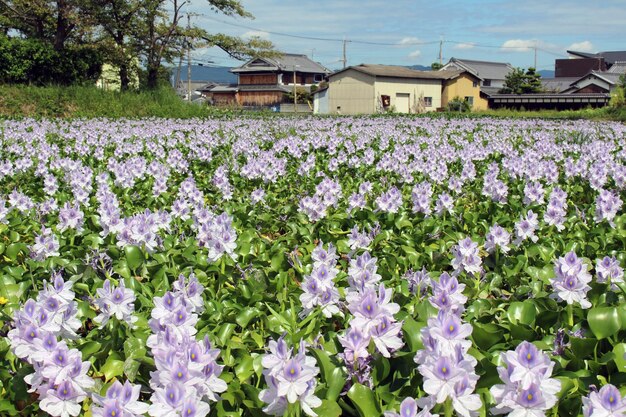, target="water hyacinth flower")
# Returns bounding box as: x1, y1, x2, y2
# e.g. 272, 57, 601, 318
513, 210, 539, 246
582, 384, 626, 417
451, 237, 482, 276
93, 279, 138, 328
384, 397, 437, 417
259, 338, 321, 416
57, 202, 85, 233
404, 268, 431, 298
92, 380, 149, 417
523, 181, 545, 205
412, 182, 433, 215
594, 189, 623, 227
596, 256, 624, 287
375, 186, 403, 213
347, 226, 372, 251
490, 341, 561, 417
30, 227, 60, 261
429, 272, 467, 315
484, 224, 511, 254
550, 251, 592, 308
434, 192, 454, 216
